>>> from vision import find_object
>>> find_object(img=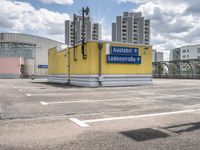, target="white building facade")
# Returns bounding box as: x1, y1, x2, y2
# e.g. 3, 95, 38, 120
180, 45, 200, 60
170, 44, 200, 61
152, 50, 164, 62
65, 15, 101, 46
0, 33, 63, 78
112, 12, 150, 45
170, 44, 200, 74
